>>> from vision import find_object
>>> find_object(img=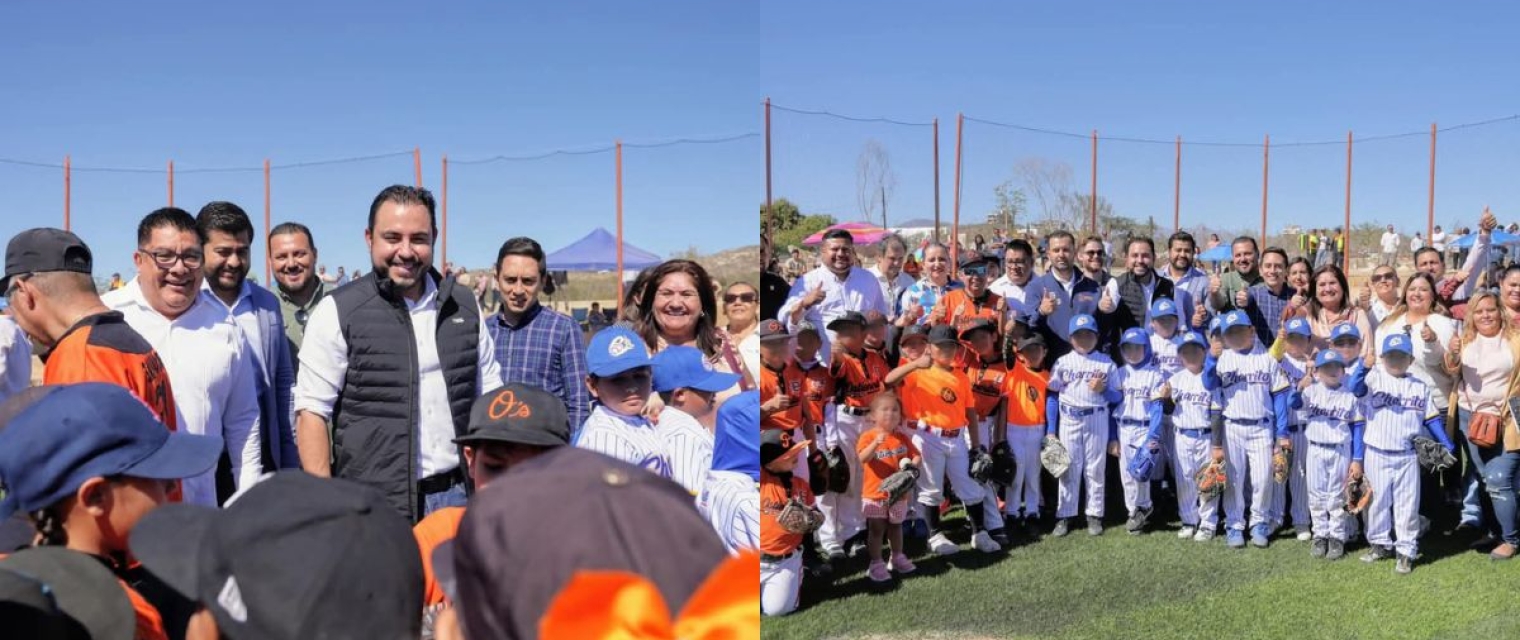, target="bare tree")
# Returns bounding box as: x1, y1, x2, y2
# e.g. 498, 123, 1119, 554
1012, 158, 1076, 228
856, 140, 896, 225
